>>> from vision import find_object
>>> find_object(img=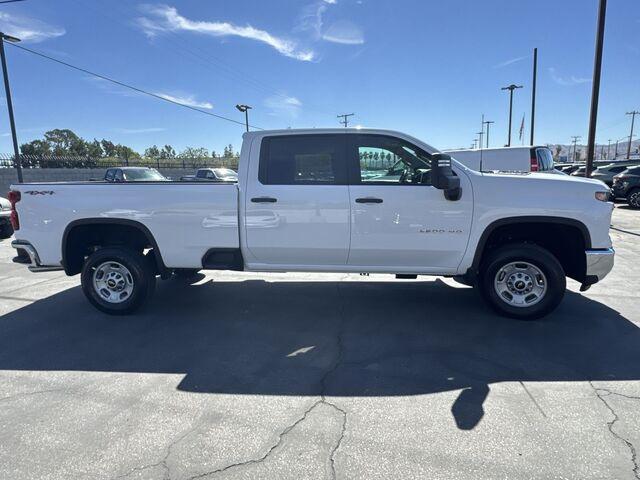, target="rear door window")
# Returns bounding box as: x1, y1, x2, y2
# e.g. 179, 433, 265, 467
259, 134, 347, 185
105, 169, 115, 181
